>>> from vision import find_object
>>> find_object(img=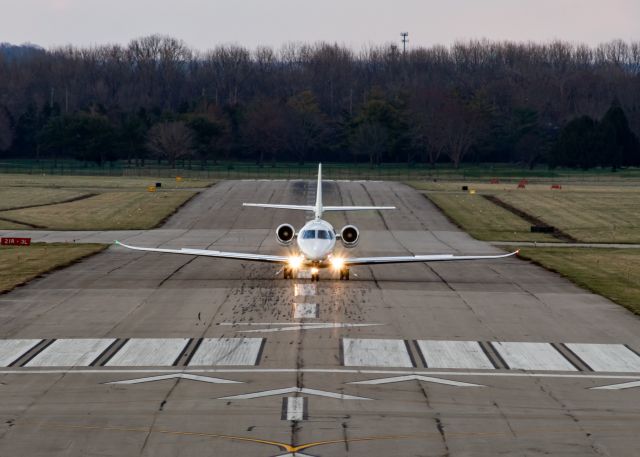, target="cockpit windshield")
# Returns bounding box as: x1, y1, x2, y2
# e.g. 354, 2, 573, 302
317, 230, 331, 240
301, 229, 333, 240
301, 230, 316, 239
